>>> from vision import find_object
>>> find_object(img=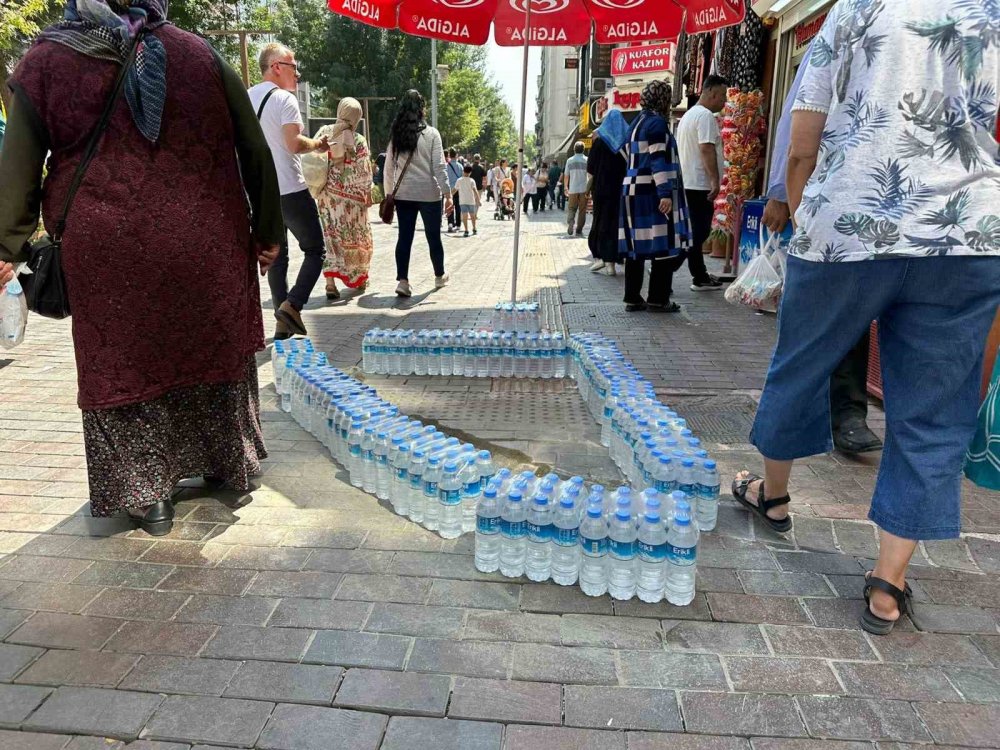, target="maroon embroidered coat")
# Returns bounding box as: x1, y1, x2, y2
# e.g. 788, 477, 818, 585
10, 25, 280, 411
